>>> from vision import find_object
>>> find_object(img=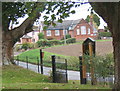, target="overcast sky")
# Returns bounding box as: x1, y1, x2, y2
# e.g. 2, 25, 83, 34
12, 2, 107, 29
